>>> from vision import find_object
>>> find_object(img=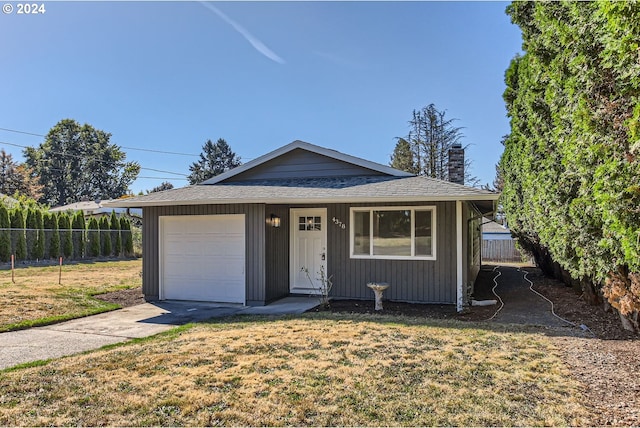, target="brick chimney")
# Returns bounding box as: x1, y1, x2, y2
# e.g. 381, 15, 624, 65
448, 143, 464, 185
